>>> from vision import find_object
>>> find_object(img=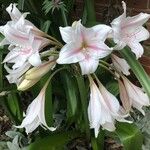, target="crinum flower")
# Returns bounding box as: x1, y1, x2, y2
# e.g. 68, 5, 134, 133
0, 3, 50, 69
57, 20, 113, 75
118, 76, 150, 115
111, 54, 130, 76
111, 1, 150, 59
16, 80, 56, 134
88, 77, 131, 137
